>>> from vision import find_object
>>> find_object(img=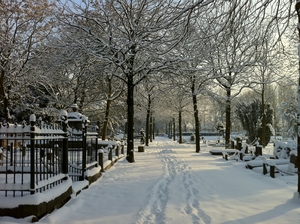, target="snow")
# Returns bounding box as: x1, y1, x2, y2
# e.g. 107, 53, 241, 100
0, 177, 72, 209
1, 137, 300, 223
